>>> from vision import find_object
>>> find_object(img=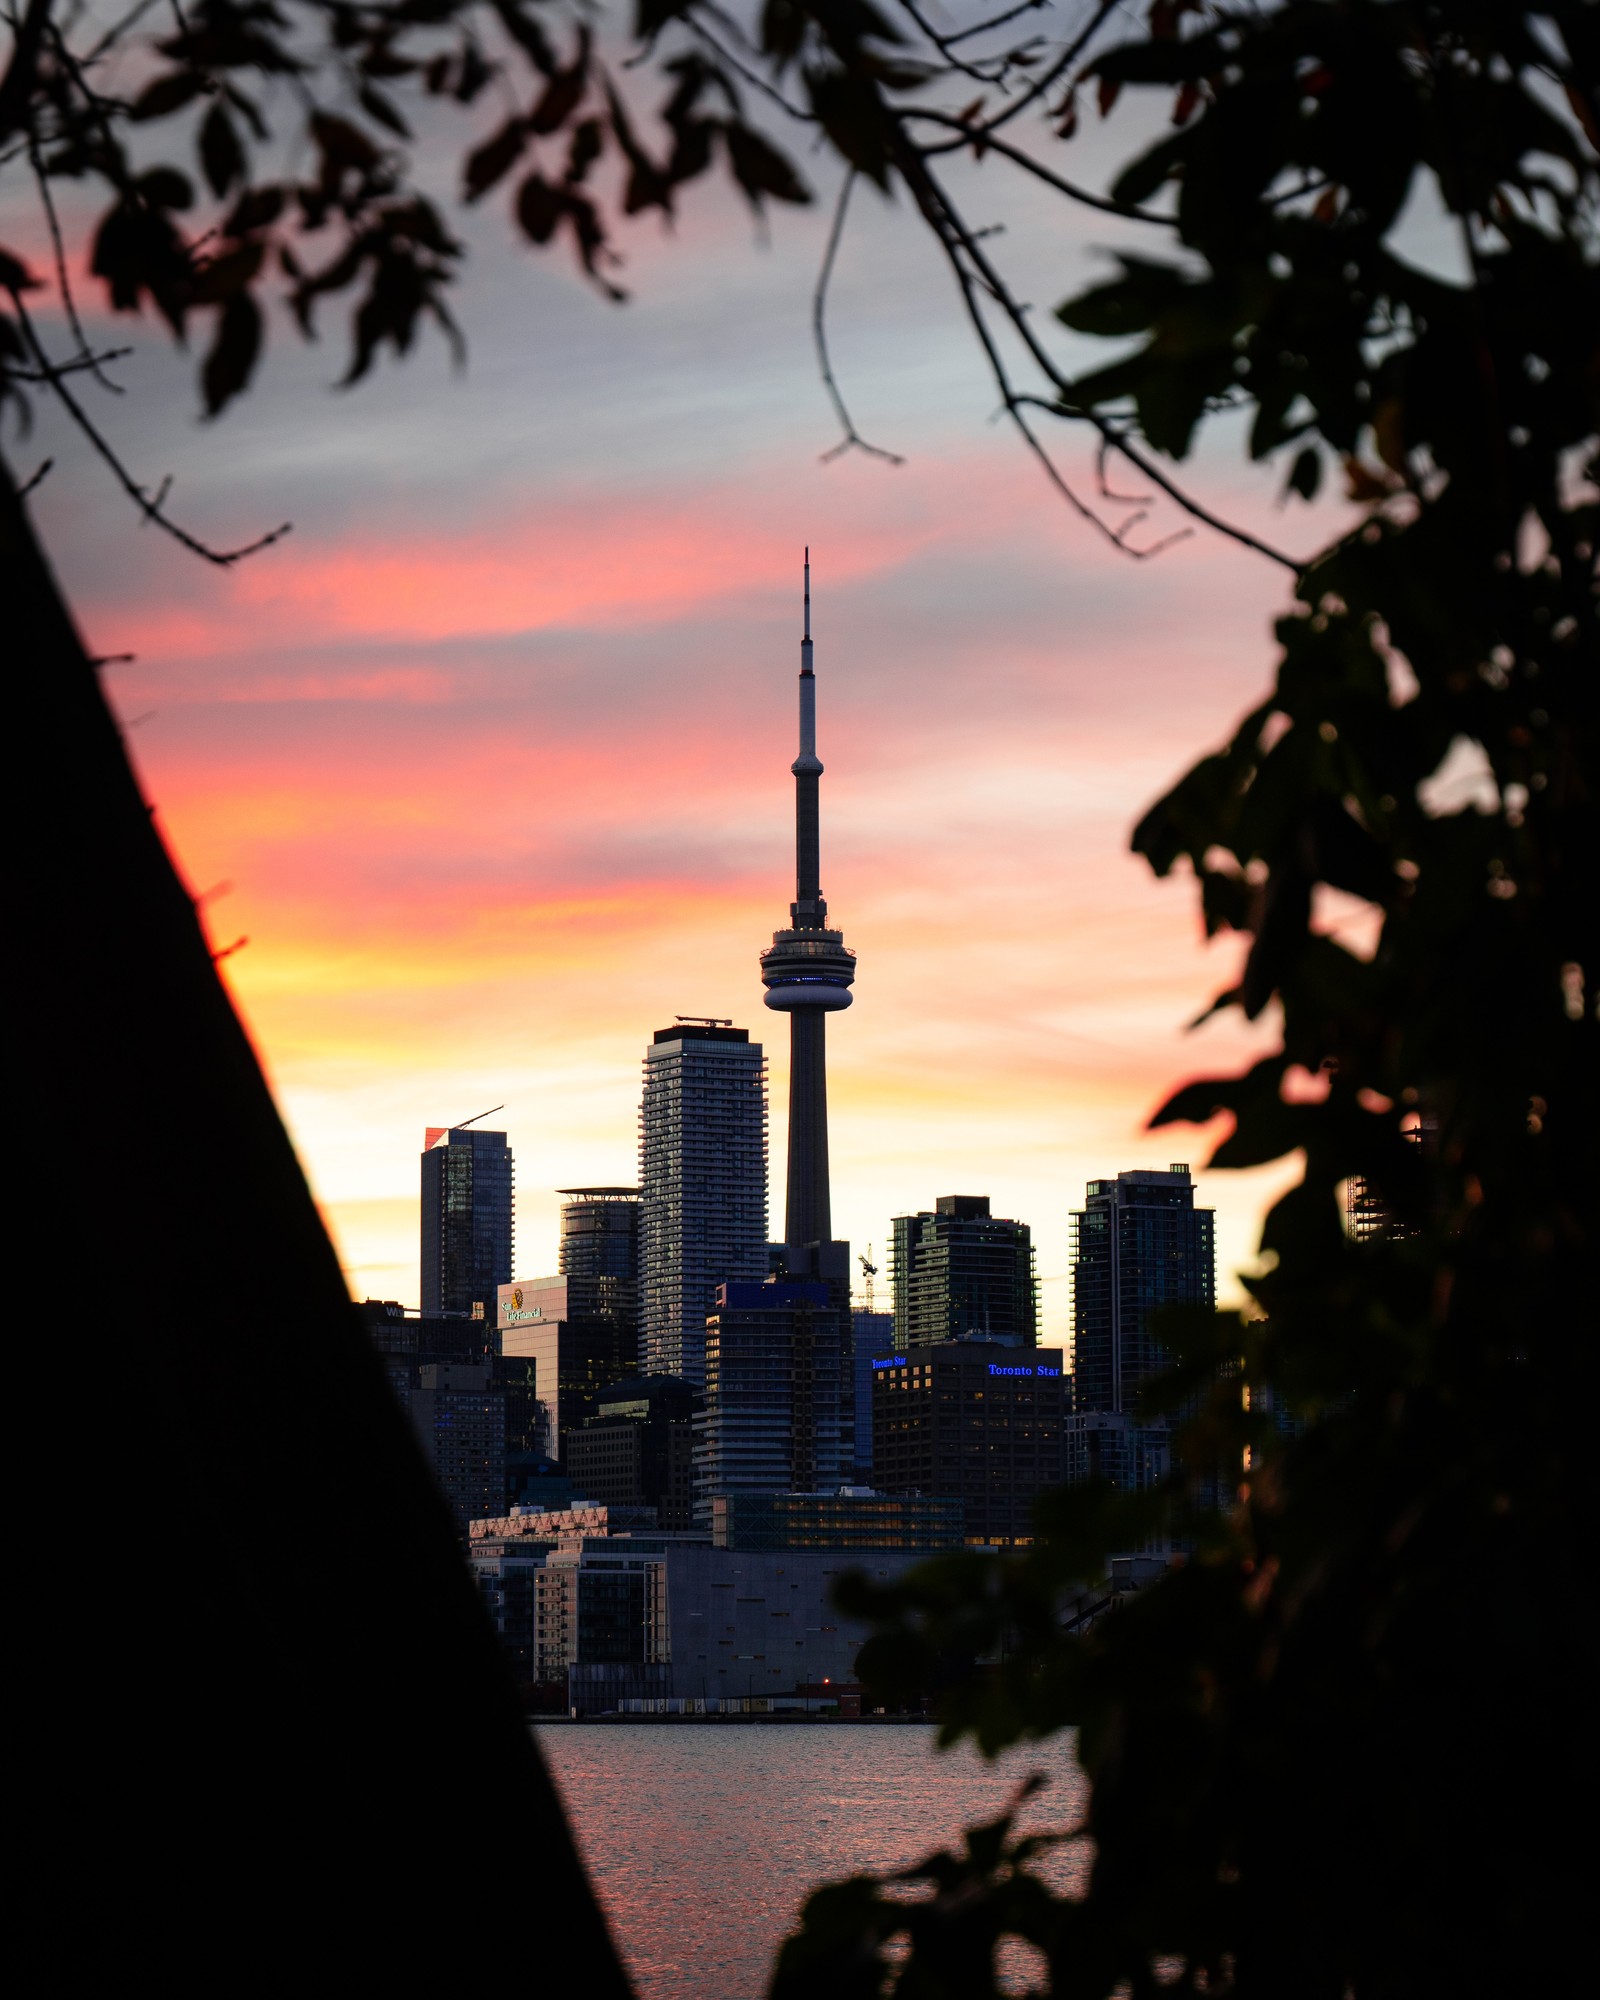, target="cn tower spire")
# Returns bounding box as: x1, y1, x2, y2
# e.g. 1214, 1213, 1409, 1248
760, 552, 856, 1248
